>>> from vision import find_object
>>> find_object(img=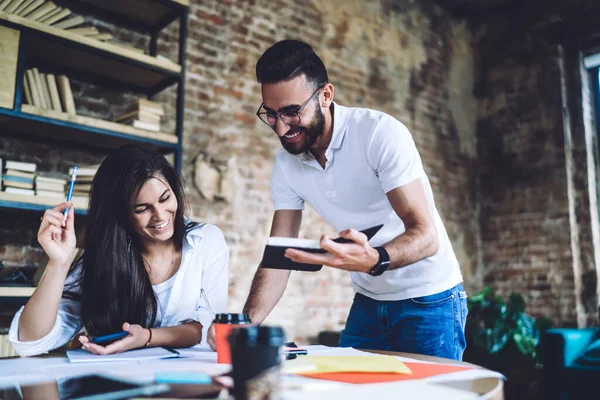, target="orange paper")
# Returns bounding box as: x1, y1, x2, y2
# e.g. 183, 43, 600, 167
300, 361, 474, 384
